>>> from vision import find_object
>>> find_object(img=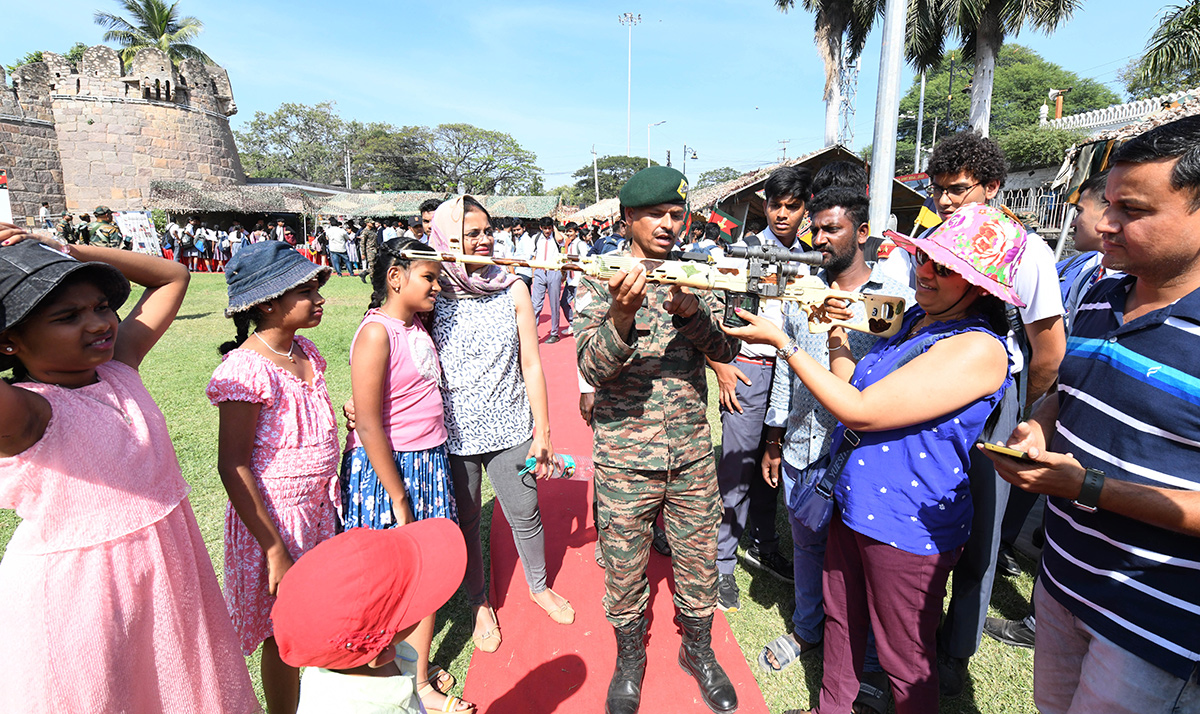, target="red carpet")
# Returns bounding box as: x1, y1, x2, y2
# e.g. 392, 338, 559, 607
459, 310, 768, 713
